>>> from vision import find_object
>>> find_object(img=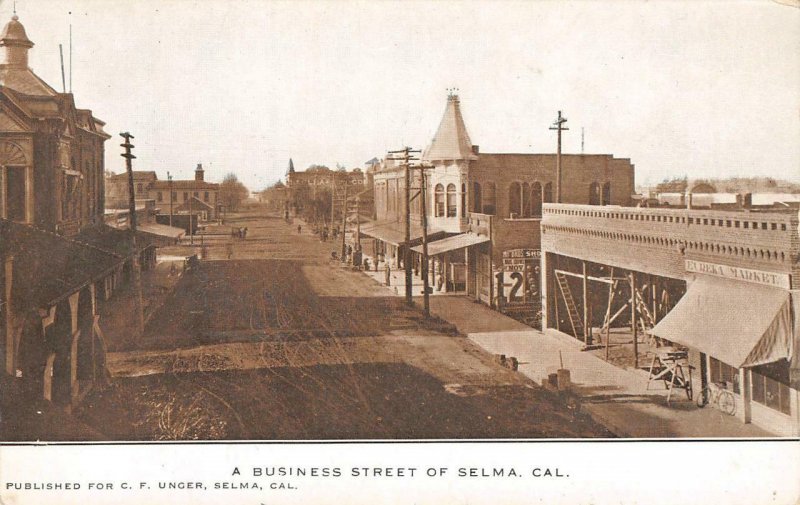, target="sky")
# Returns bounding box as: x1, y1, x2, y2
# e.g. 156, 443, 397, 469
6, 0, 799, 190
